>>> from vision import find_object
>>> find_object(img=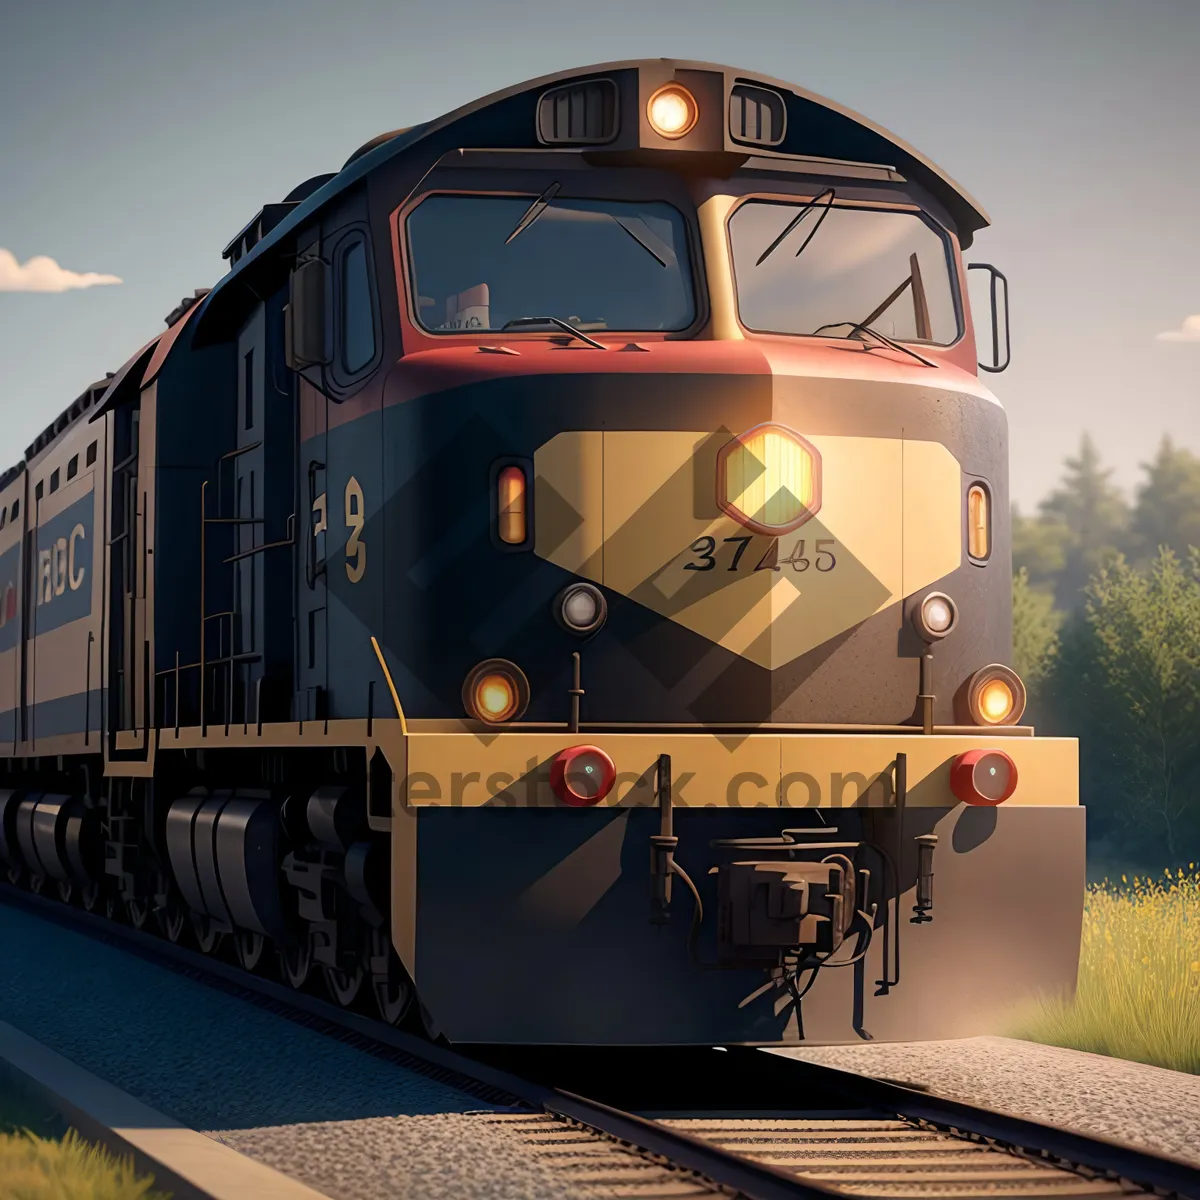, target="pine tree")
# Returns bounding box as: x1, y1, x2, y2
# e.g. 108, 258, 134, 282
1012, 504, 1069, 588
1037, 434, 1130, 610
1131, 436, 1200, 563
